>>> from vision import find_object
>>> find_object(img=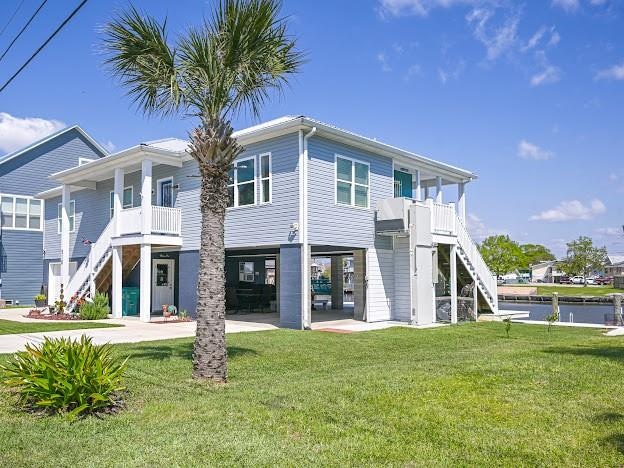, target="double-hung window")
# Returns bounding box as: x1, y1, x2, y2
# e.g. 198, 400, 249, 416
57, 201, 76, 233
259, 153, 271, 204
109, 187, 134, 218
228, 156, 256, 207
335, 155, 370, 208
0, 195, 43, 230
